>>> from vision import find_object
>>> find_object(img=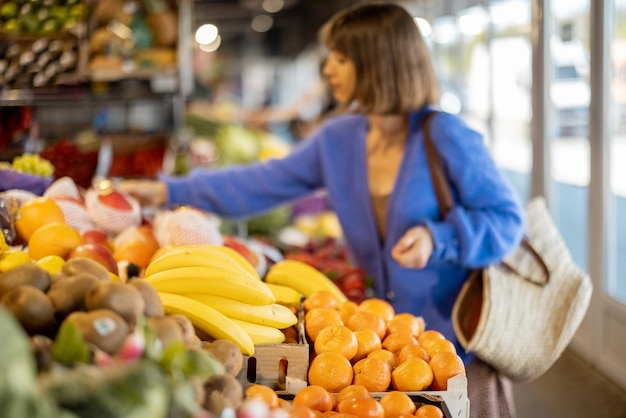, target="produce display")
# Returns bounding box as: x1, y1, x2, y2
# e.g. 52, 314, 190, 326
0, 177, 468, 418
